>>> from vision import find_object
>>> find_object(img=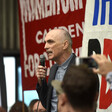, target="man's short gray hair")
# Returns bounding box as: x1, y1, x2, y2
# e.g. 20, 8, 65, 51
63, 30, 72, 47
